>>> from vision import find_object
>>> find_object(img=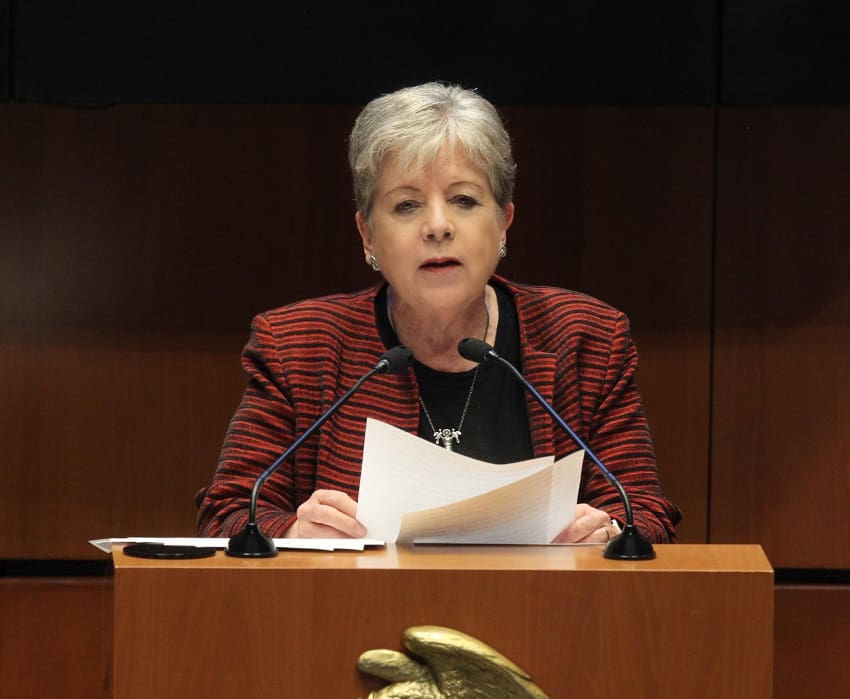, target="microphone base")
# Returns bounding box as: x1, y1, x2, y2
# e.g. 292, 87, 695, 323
225, 522, 278, 558
603, 523, 656, 560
